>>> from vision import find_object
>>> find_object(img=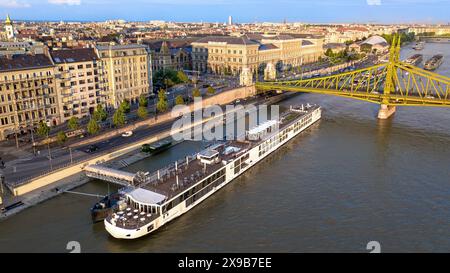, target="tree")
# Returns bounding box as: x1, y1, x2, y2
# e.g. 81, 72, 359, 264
36, 121, 50, 138
177, 70, 189, 83
156, 89, 168, 113
137, 106, 148, 119
207, 86, 216, 95
164, 78, 175, 89
175, 95, 185, 105
192, 88, 201, 98
93, 104, 107, 122
139, 95, 148, 107
113, 109, 126, 127
119, 99, 131, 114
344, 40, 353, 46
68, 117, 79, 131
325, 48, 334, 57
57, 131, 67, 144
87, 119, 100, 135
